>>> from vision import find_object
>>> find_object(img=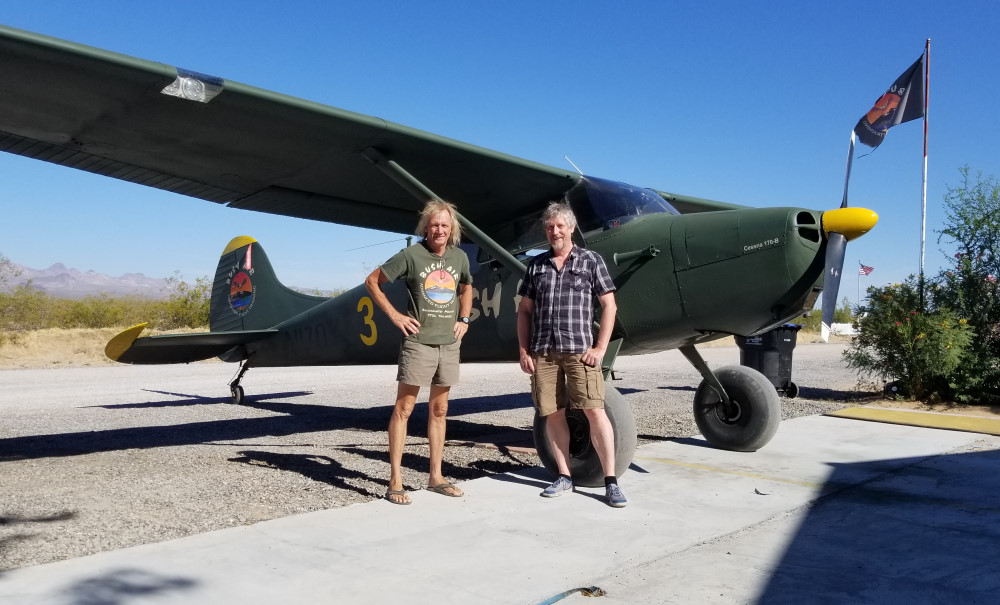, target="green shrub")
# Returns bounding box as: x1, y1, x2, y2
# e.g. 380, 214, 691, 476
796, 297, 852, 333
157, 274, 211, 330
928, 167, 1000, 402
926, 261, 1000, 402
844, 278, 974, 400
0, 285, 50, 330
0, 275, 211, 338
